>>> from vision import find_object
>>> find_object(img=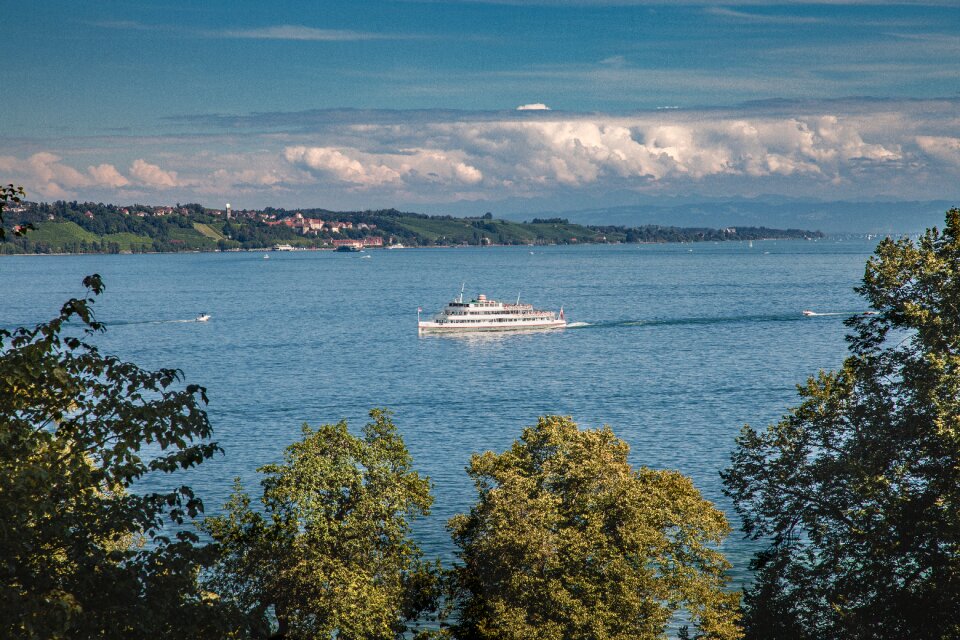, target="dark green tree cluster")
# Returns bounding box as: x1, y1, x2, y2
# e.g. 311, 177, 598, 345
0, 183, 29, 240
204, 412, 441, 639
449, 416, 741, 640
0, 275, 232, 638
723, 208, 960, 639
202, 414, 740, 640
